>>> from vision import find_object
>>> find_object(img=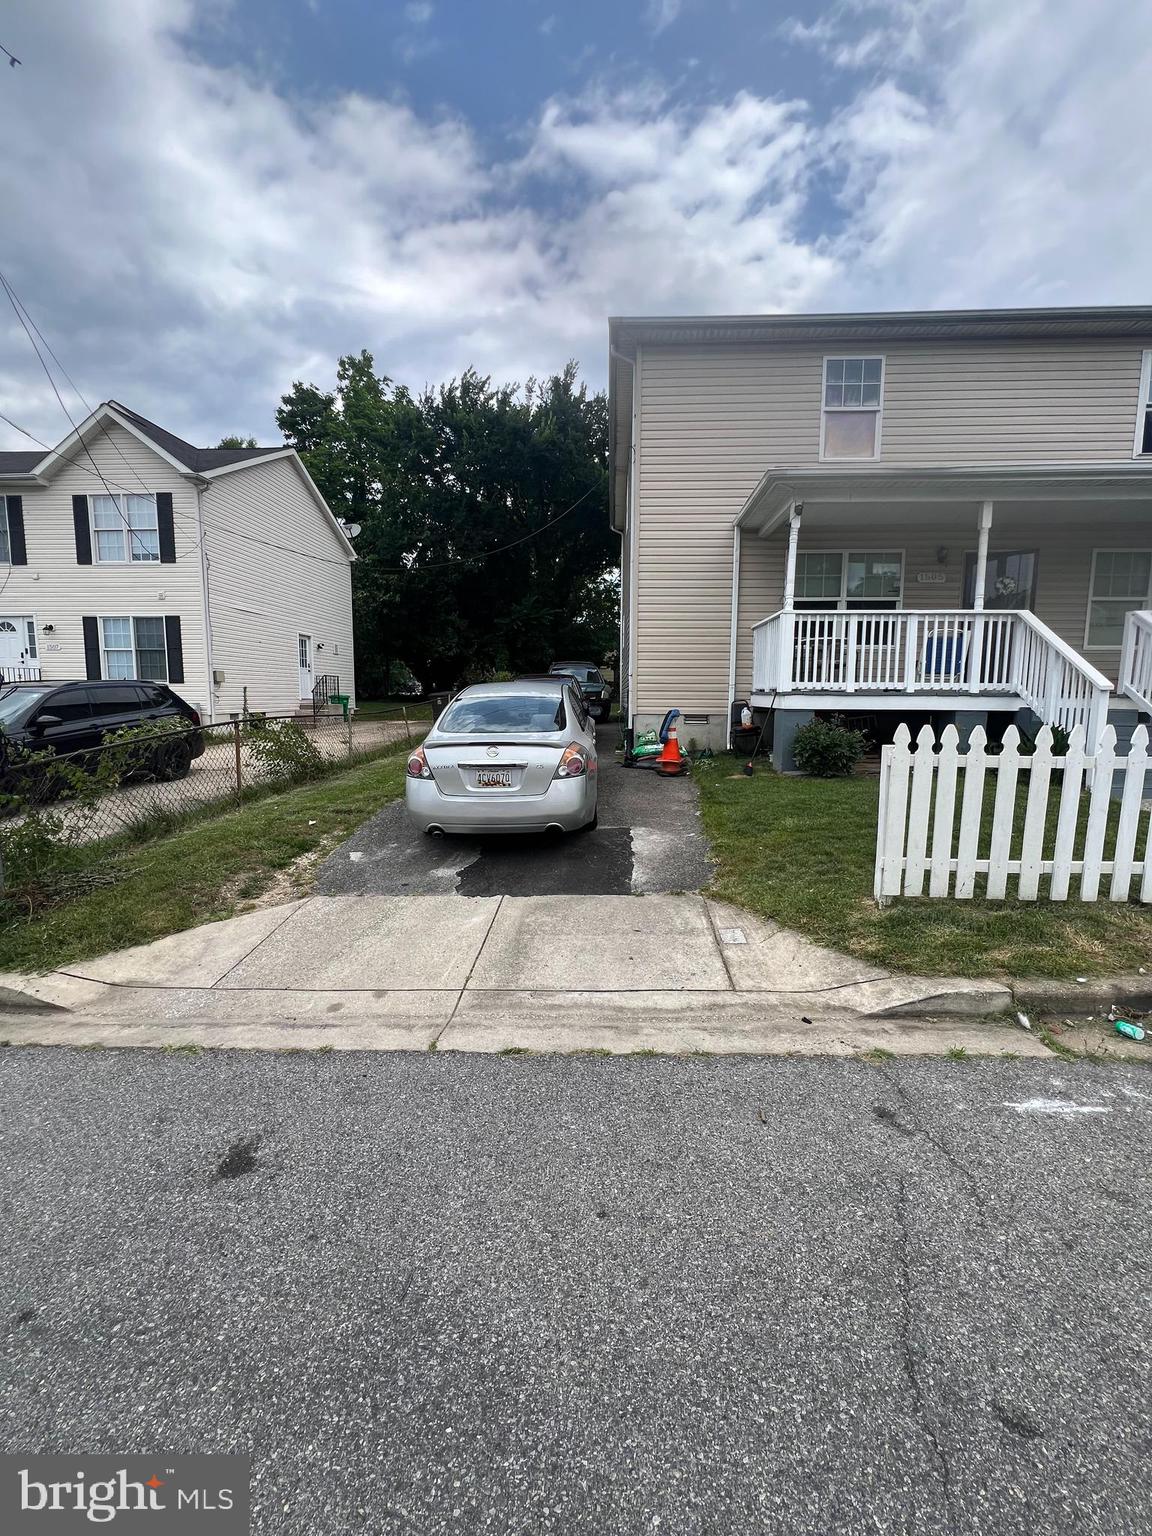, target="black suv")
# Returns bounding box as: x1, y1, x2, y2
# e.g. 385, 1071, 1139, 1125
548, 662, 611, 721
0, 680, 205, 782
